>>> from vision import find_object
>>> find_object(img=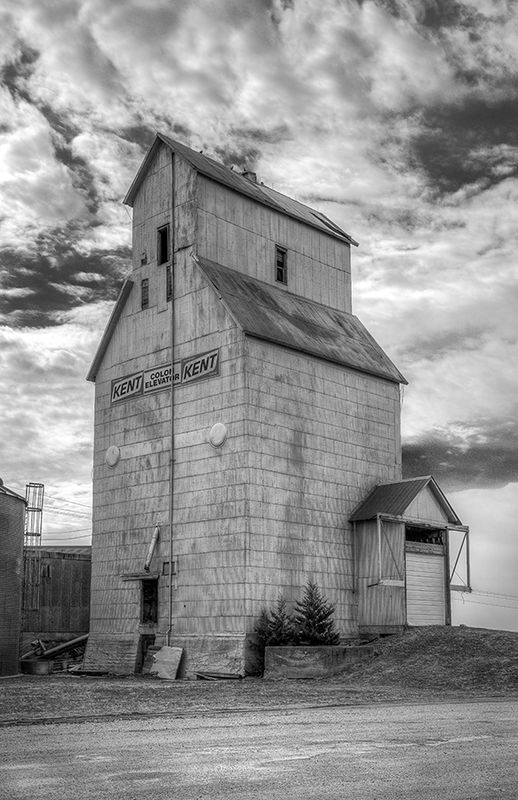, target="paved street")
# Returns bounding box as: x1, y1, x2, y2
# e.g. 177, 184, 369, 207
1, 699, 517, 799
